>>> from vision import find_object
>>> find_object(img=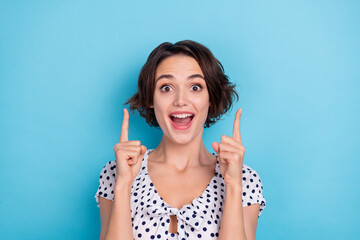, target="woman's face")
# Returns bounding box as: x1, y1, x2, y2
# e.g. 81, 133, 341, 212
151, 54, 210, 145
